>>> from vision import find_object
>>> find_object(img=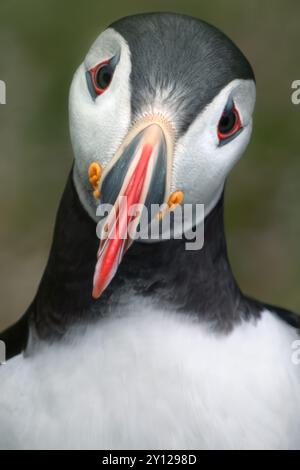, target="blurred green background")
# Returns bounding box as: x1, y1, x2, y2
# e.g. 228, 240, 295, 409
0, 0, 299, 330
